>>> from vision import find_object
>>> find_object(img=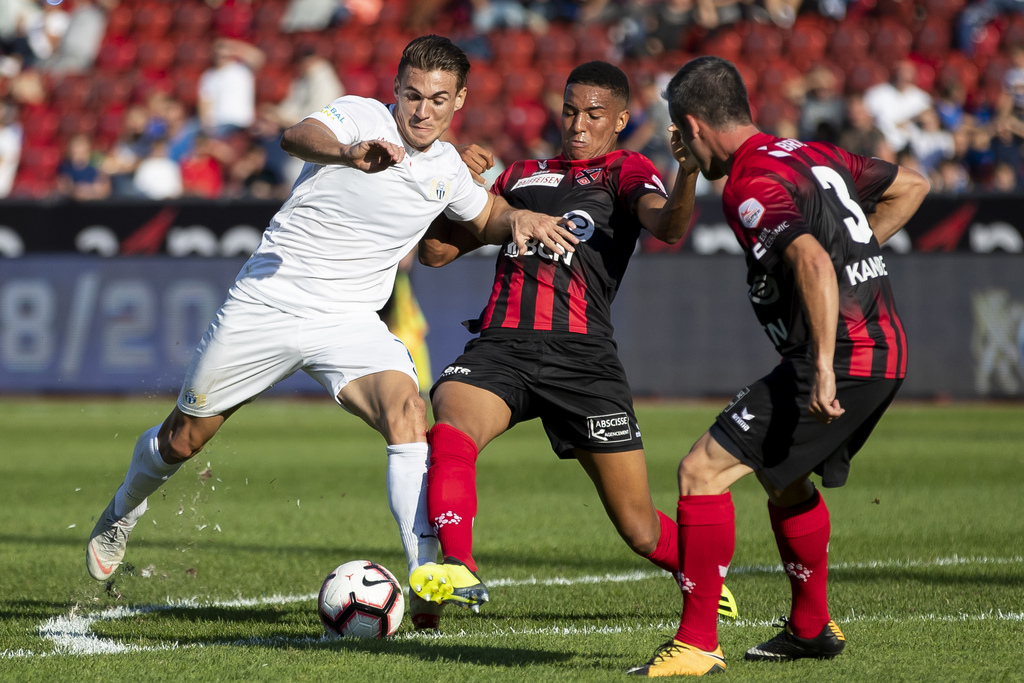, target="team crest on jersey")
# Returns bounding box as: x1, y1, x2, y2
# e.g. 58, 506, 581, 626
575, 168, 603, 185
430, 179, 448, 201
738, 198, 765, 228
